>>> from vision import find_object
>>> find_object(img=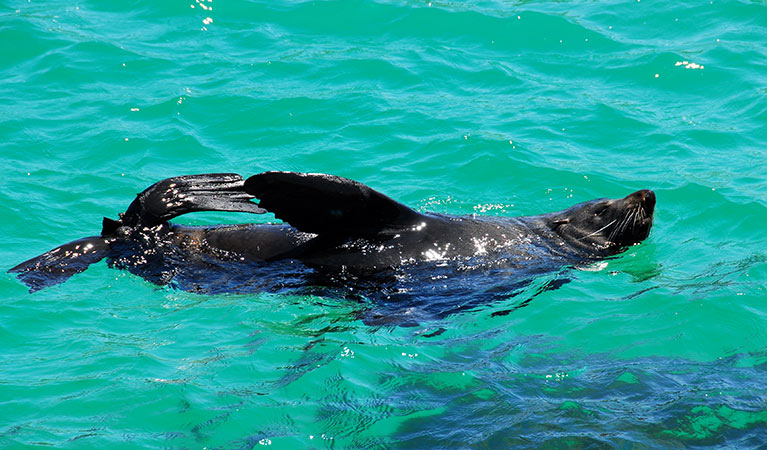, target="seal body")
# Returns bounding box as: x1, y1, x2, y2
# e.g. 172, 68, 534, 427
9, 172, 655, 302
